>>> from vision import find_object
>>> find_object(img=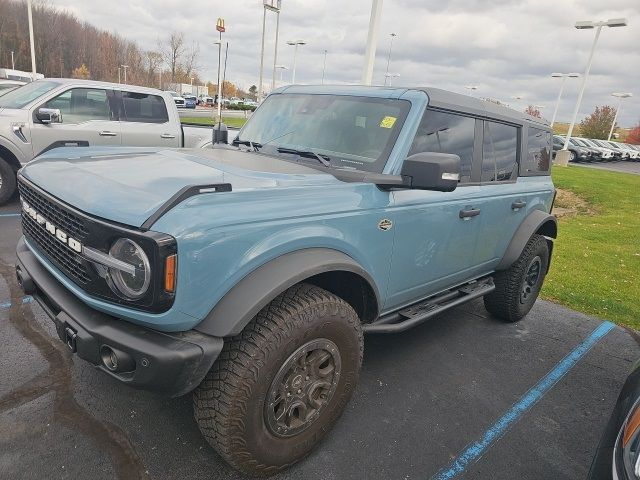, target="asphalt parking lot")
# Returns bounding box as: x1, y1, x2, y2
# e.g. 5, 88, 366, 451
571, 159, 640, 175
1, 195, 639, 480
